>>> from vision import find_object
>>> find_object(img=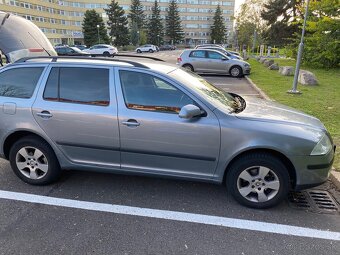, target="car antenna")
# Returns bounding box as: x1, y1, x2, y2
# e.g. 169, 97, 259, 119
27, 31, 51, 56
